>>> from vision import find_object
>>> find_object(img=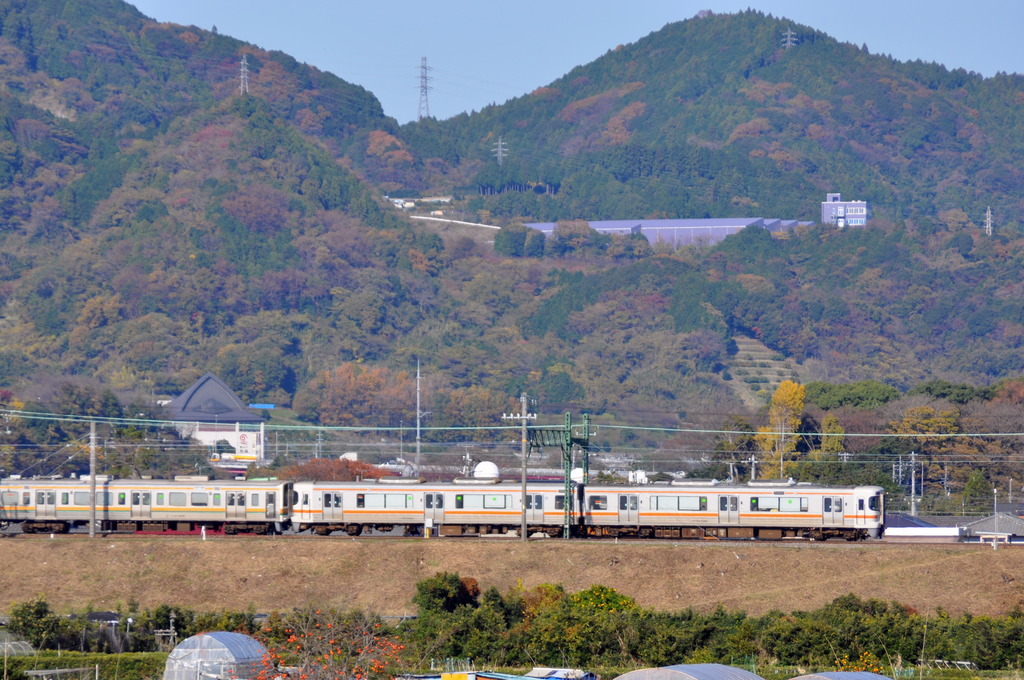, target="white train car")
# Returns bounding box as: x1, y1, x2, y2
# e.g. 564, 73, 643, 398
291, 478, 559, 537
0, 477, 292, 534
292, 478, 884, 540
579, 479, 884, 540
